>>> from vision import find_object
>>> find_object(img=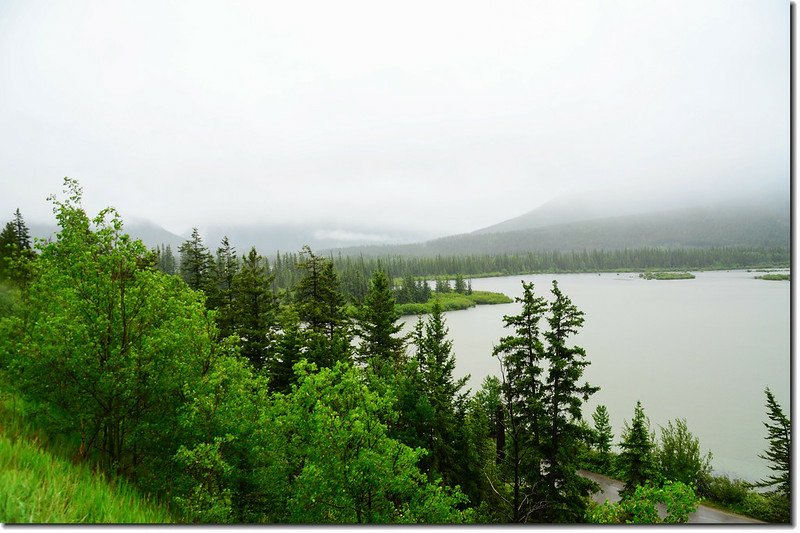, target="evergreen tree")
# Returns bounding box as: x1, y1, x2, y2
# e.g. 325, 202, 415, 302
209, 237, 239, 337
454, 273, 466, 294
417, 279, 432, 302
753, 388, 790, 522
294, 246, 351, 367
592, 405, 613, 470
0, 208, 34, 284
619, 401, 657, 495
434, 278, 451, 293
269, 306, 305, 393
162, 244, 177, 275
356, 270, 406, 378
540, 280, 598, 522
179, 228, 214, 292
231, 247, 277, 367
411, 299, 469, 487
492, 281, 548, 522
